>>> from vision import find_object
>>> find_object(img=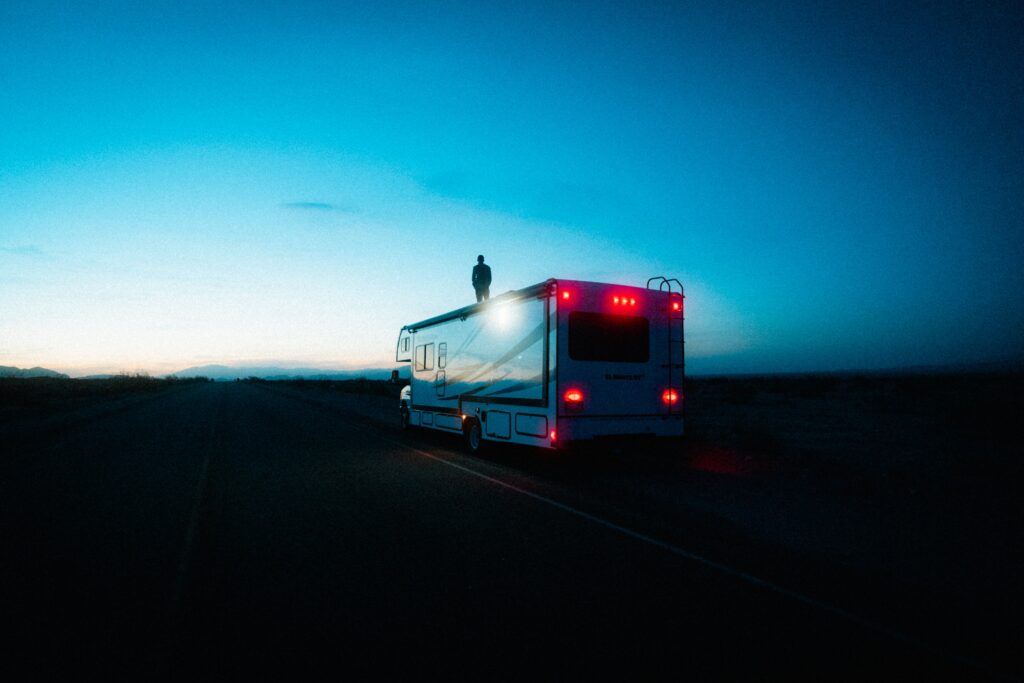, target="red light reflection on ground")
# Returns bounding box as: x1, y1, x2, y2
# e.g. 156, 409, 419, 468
689, 447, 758, 476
